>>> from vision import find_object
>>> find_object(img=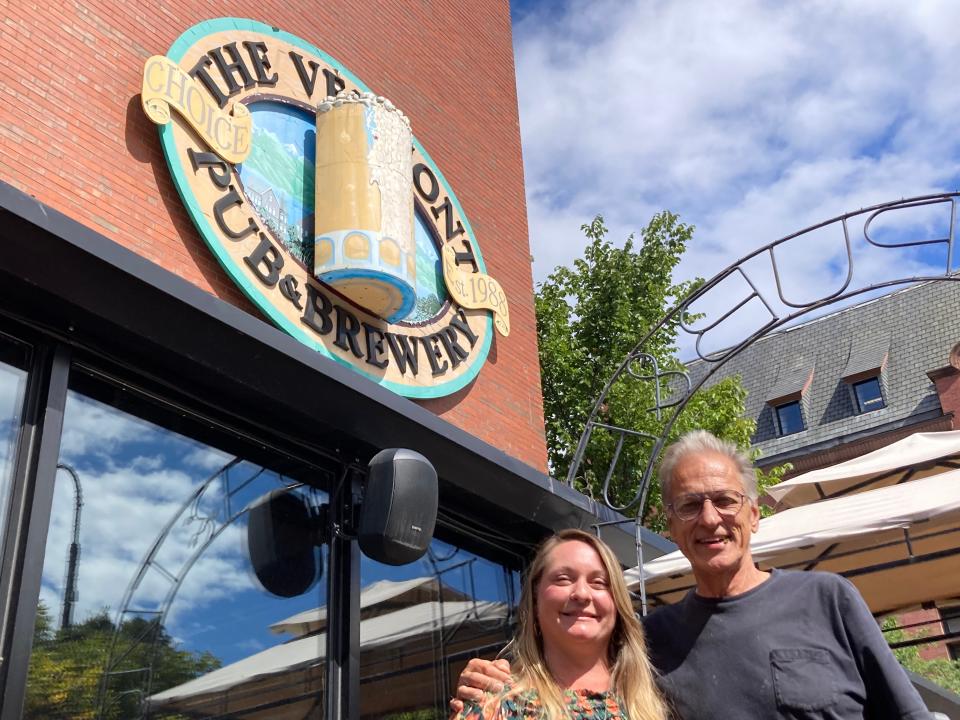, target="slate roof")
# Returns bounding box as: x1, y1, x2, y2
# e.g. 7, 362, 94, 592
685, 279, 960, 466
